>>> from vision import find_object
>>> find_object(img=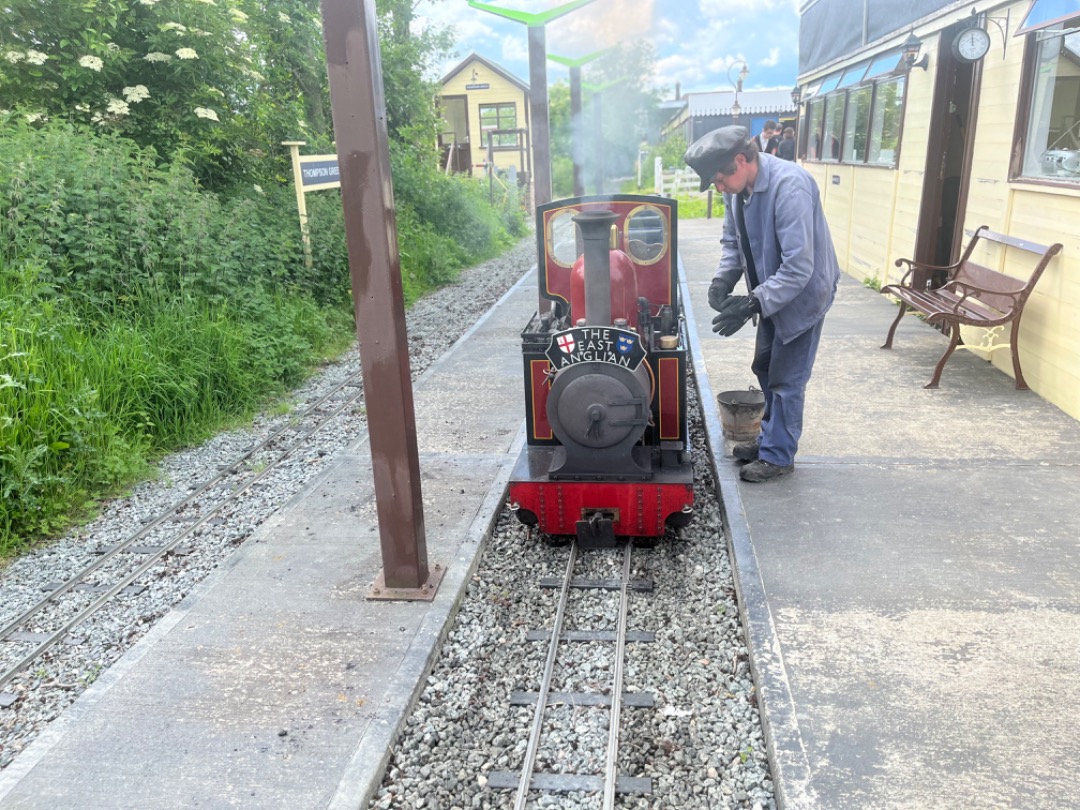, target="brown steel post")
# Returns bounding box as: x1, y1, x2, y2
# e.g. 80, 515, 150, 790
528, 25, 552, 208
319, 0, 442, 601
527, 25, 552, 314
570, 65, 584, 198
